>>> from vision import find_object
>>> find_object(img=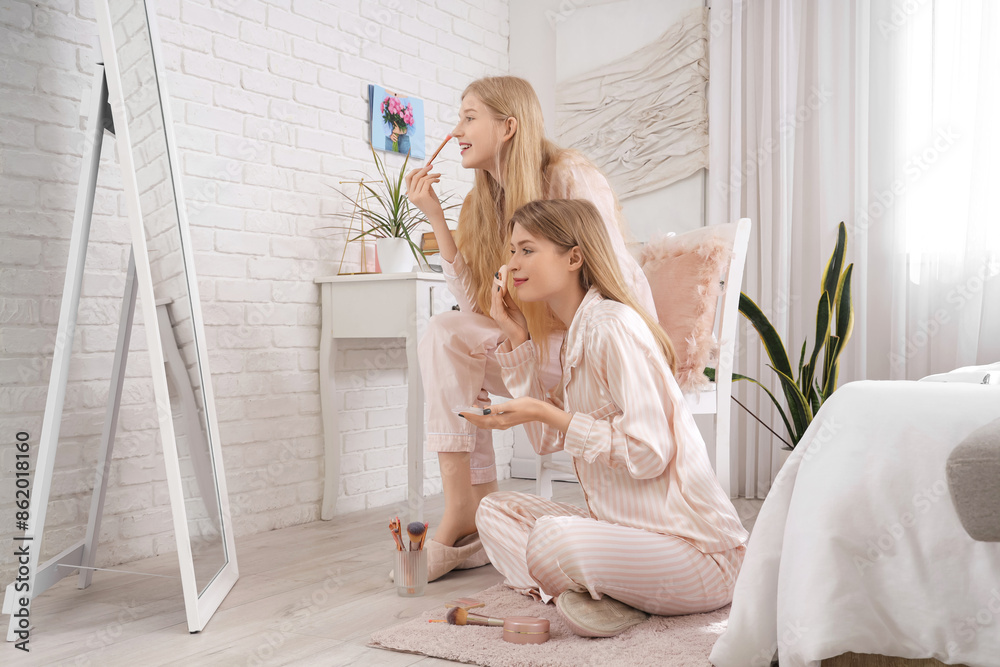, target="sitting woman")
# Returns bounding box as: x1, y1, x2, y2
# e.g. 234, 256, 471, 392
461, 199, 748, 638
